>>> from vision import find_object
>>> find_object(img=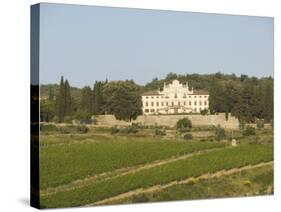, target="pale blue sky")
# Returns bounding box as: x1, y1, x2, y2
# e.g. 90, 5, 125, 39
39, 3, 274, 87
